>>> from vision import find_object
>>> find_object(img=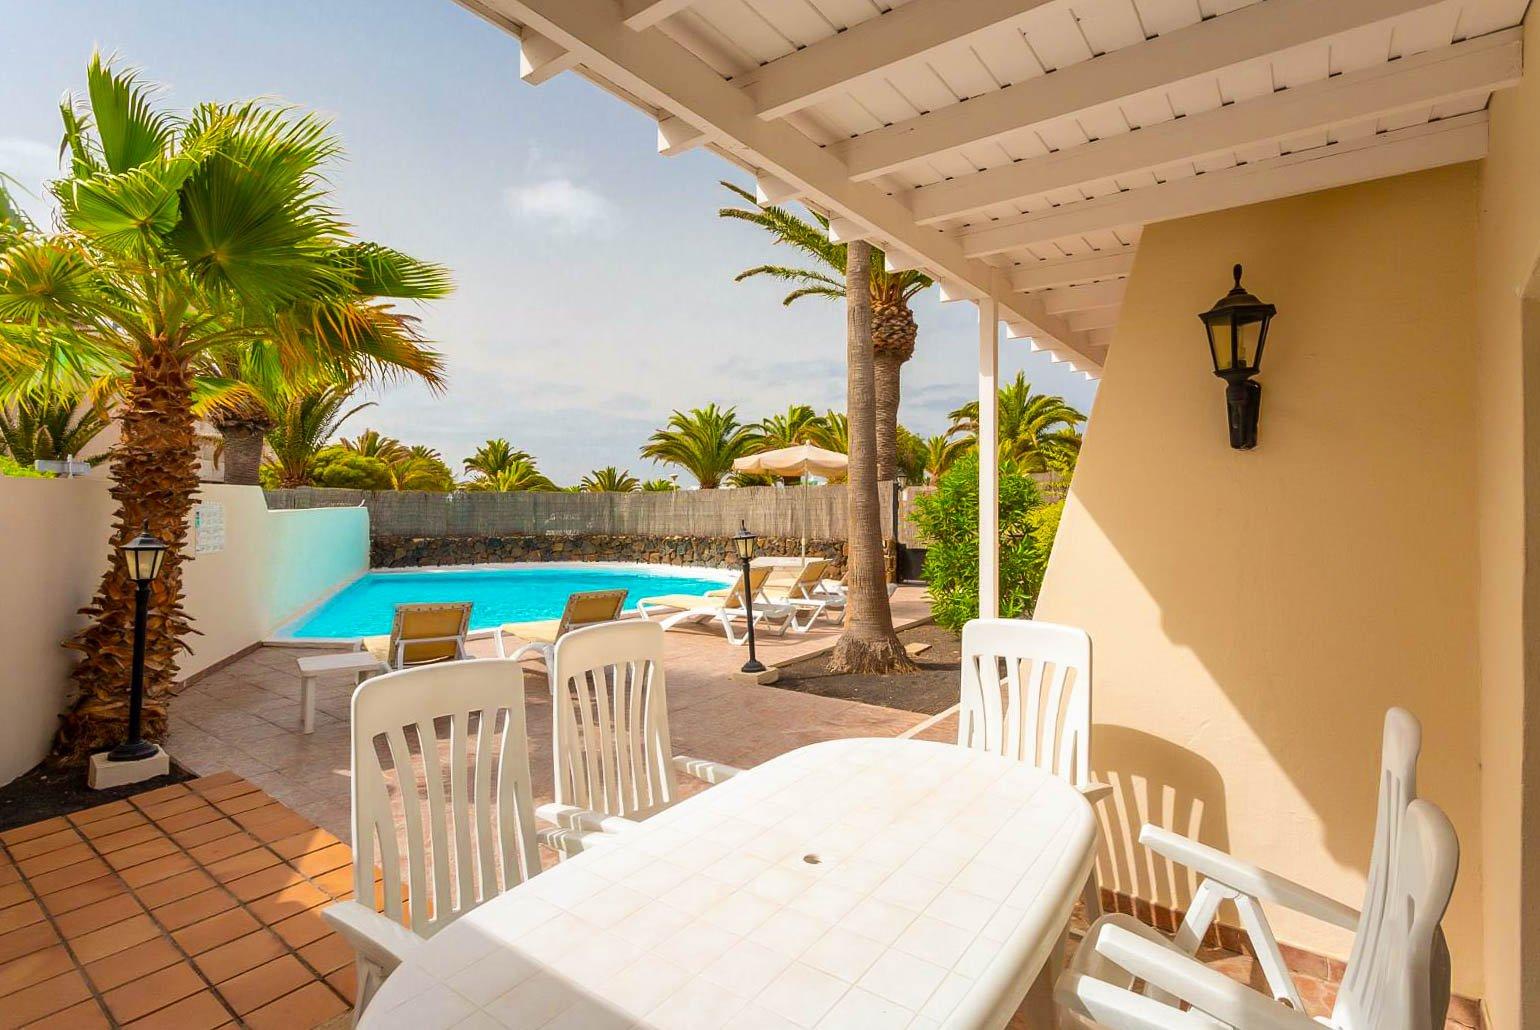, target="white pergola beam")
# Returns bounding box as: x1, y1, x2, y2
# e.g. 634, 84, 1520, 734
883, 249, 924, 274
1066, 306, 1121, 332
977, 297, 999, 619
826, 217, 873, 243
834, 0, 1451, 181
742, 0, 1060, 122
1041, 279, 1128, 315
657, 114, 706, 155
754, 173, 798, 205
966, 113, 1488, 258
620, 0, 695, 31
911, 29, 1521, 225
1009, 251, 1136, 292
477, 0, 1098, 364
519, 28, 579, 84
